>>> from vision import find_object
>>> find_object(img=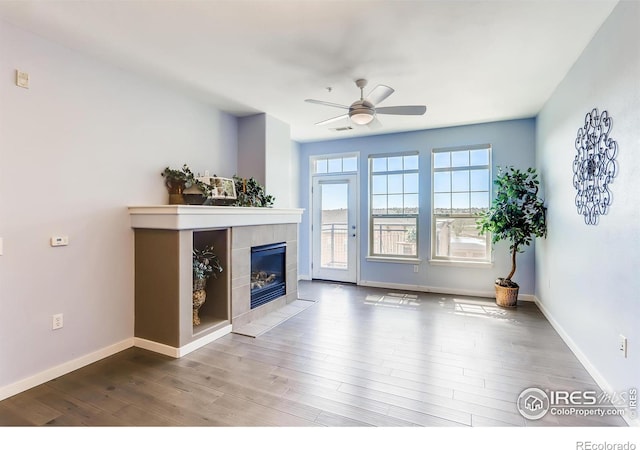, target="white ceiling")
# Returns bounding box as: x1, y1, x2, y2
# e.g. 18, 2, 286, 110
0, 0, 618, 142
